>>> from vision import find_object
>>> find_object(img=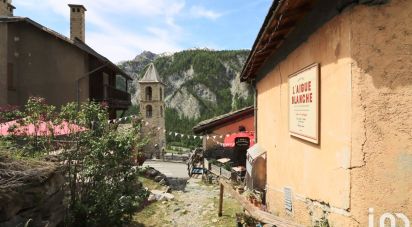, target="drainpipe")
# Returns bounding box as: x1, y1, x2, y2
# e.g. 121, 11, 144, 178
251, 79, 257, 143
76, 61, 109, 110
